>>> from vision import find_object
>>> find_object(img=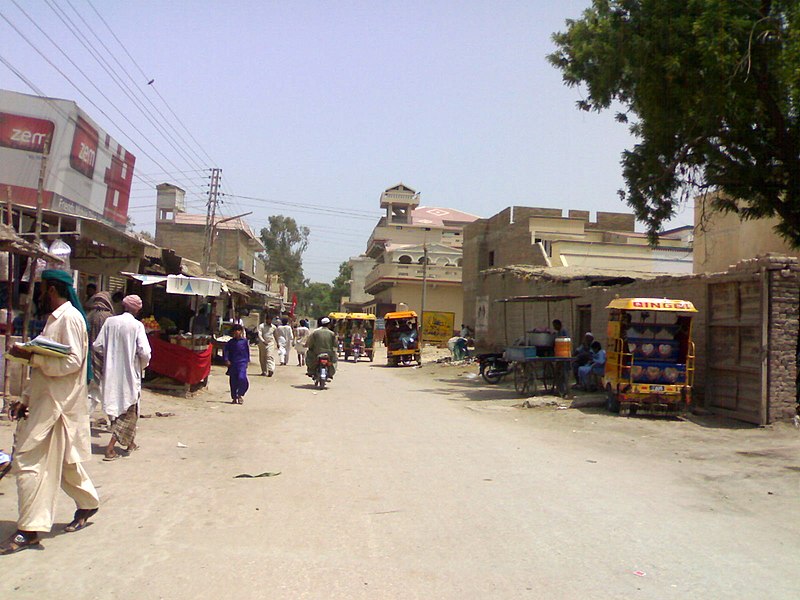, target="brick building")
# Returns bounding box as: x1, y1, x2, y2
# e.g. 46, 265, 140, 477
154, 183, 270, 299
471, 255, 799, 425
